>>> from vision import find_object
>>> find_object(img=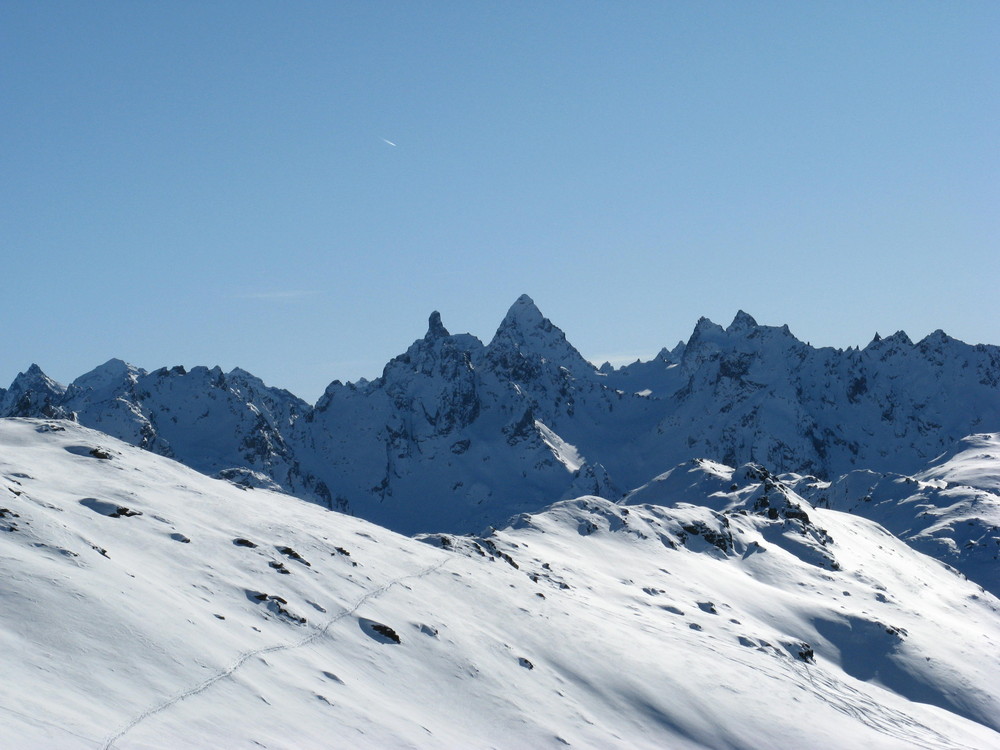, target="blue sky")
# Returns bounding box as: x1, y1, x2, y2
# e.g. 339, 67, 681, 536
2, 2, 997, 402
